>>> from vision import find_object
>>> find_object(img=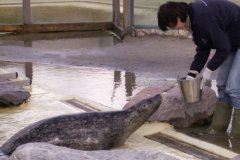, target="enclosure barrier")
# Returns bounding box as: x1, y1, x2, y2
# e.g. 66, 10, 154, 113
0, 0, 131, 35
